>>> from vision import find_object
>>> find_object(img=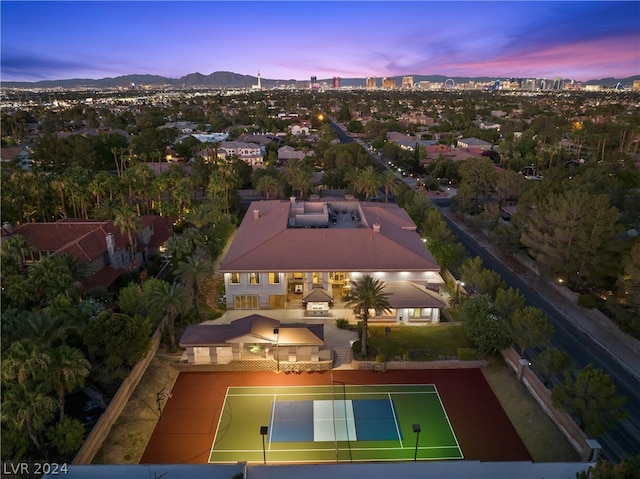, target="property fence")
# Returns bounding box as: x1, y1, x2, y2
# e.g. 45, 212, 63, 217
172, 359, 334, 373
502, 347, 601, 462
72, 316, 168, 465
351, 358, 487, 371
